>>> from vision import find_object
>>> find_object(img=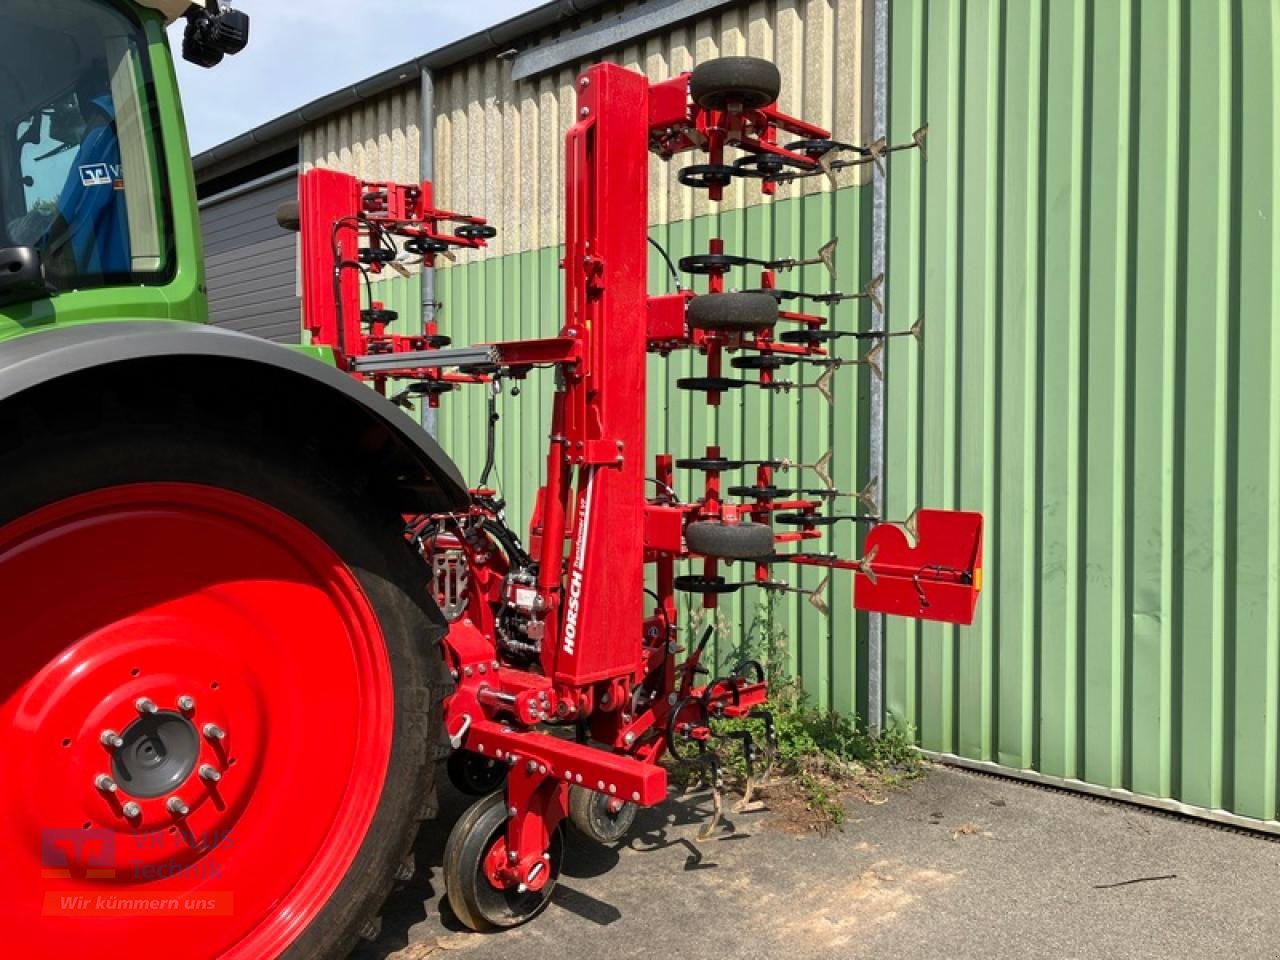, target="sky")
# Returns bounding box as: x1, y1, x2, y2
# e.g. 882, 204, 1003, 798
171, 1, 547, 155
